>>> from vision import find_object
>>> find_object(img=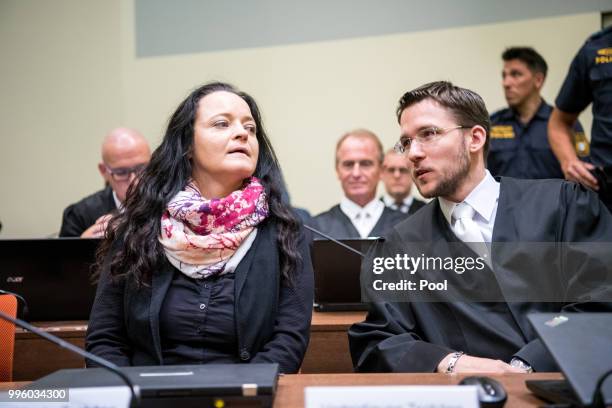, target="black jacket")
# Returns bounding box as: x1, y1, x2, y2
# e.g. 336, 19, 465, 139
59, 186, 116, 237
86, 220, 314, 374
311, 205, 404, 239
350, 177, 612, 373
